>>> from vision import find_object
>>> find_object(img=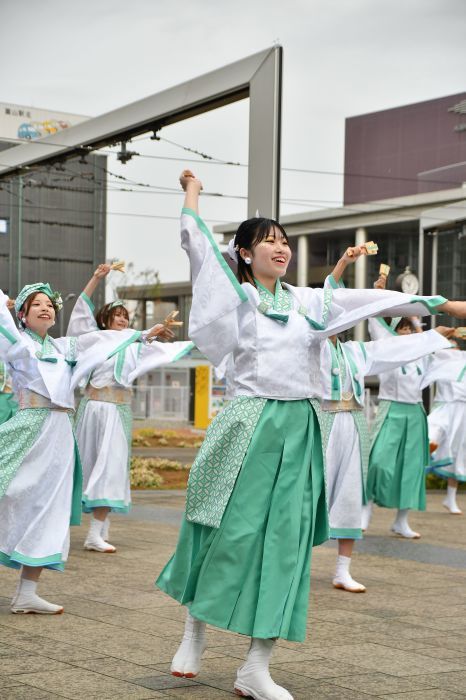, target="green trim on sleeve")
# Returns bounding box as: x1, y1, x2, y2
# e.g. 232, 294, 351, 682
114, 347, 126, 383
81, 292, 95, 313
182, 207, 248, 303
326, 274, 345, 290
410, 295, 447, 314
458, 364, 466, 382
172, 342, 195, 362
376, 317, 397, 336
0, 326, 18, 345
107, 331, 142, 360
